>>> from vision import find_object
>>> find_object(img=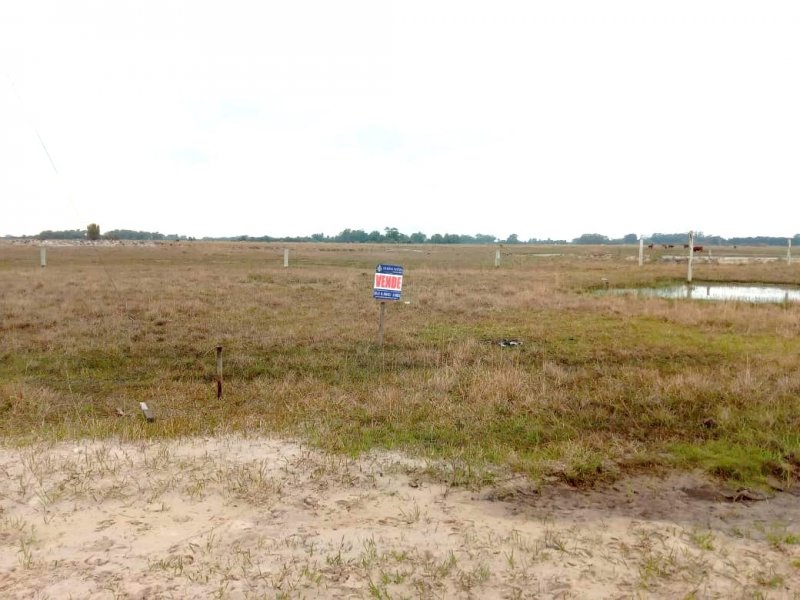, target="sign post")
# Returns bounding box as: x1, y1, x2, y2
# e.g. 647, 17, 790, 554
378, 301, 387, 345
373, 264, 403, 346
